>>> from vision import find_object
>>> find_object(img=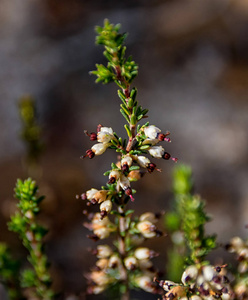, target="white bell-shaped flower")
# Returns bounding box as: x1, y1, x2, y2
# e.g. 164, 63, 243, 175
144, 125, 161, 139
148, 145, 164, 158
